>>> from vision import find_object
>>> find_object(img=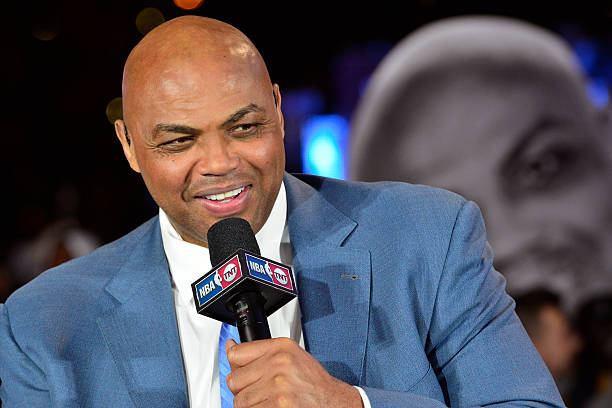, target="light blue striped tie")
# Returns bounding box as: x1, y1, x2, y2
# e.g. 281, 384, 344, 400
219, 323, 240, 408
